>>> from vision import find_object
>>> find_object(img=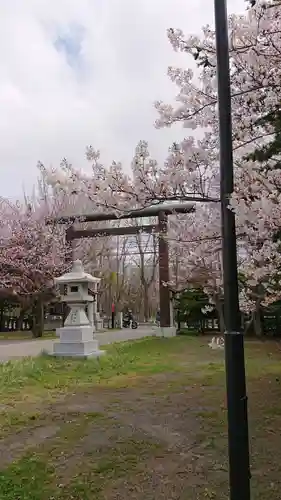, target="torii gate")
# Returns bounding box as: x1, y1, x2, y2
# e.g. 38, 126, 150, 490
47, 202, 194, 331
